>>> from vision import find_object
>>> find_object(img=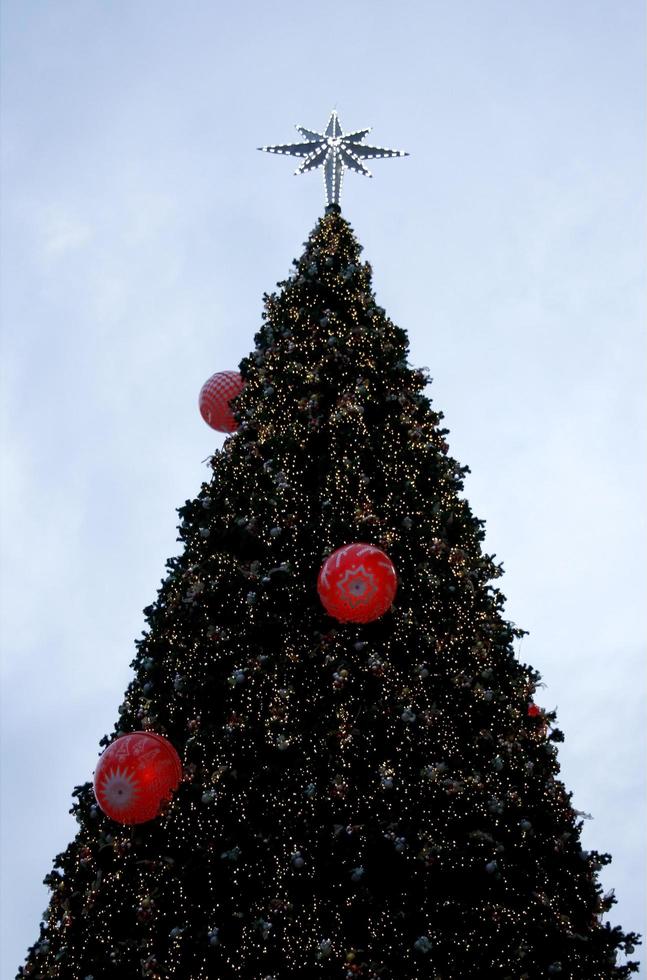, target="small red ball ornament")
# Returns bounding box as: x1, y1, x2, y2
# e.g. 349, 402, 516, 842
527, 703, 542, 718
93, 732, 182, 825
199, 371, 244, 433
317, 543, 398, 623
